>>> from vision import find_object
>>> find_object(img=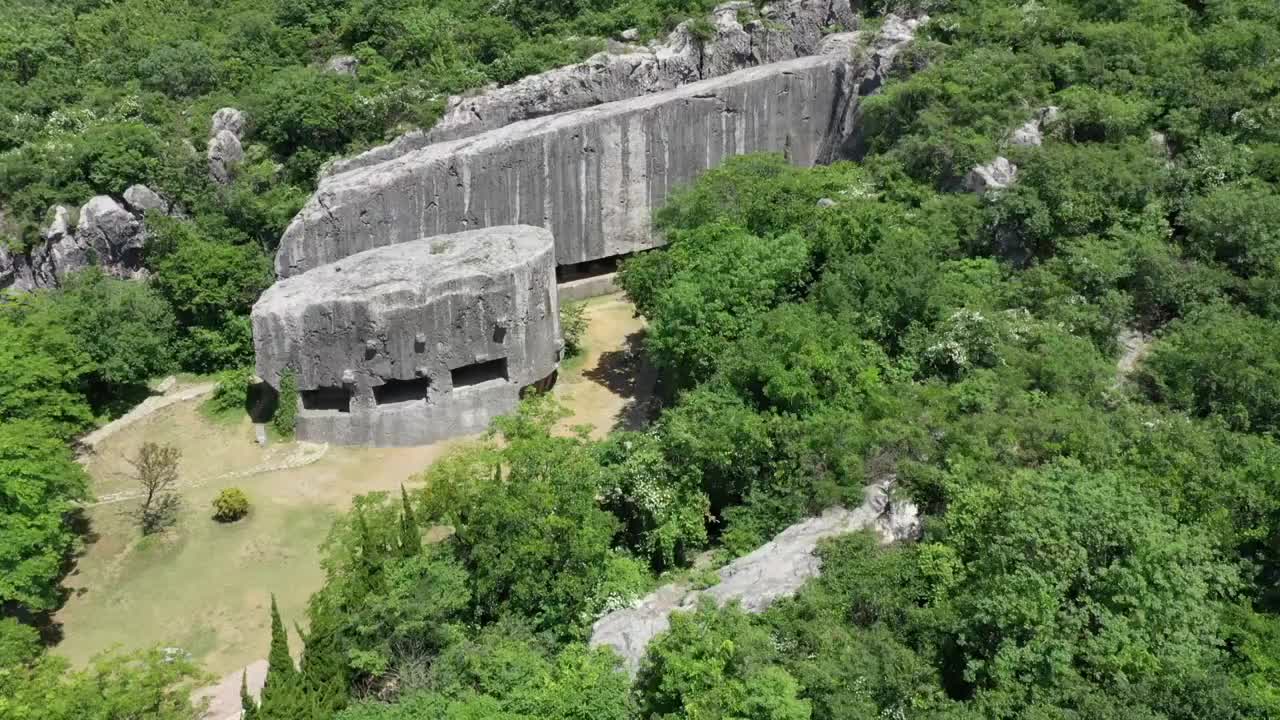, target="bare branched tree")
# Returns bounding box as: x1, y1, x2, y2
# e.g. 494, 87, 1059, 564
128, 442, 182, 535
